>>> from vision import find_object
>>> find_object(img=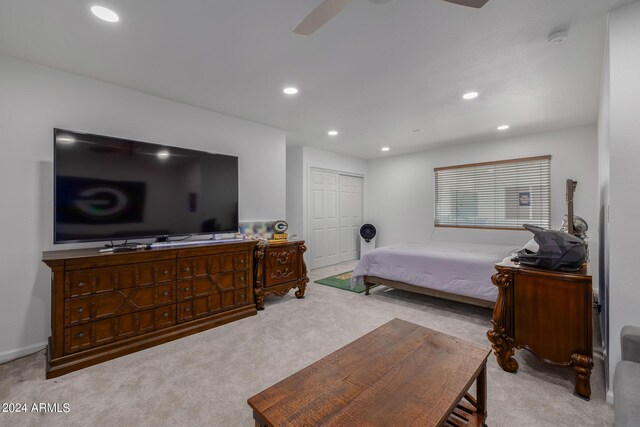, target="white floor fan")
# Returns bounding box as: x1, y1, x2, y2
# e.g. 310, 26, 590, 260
293, 0, 490, 35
